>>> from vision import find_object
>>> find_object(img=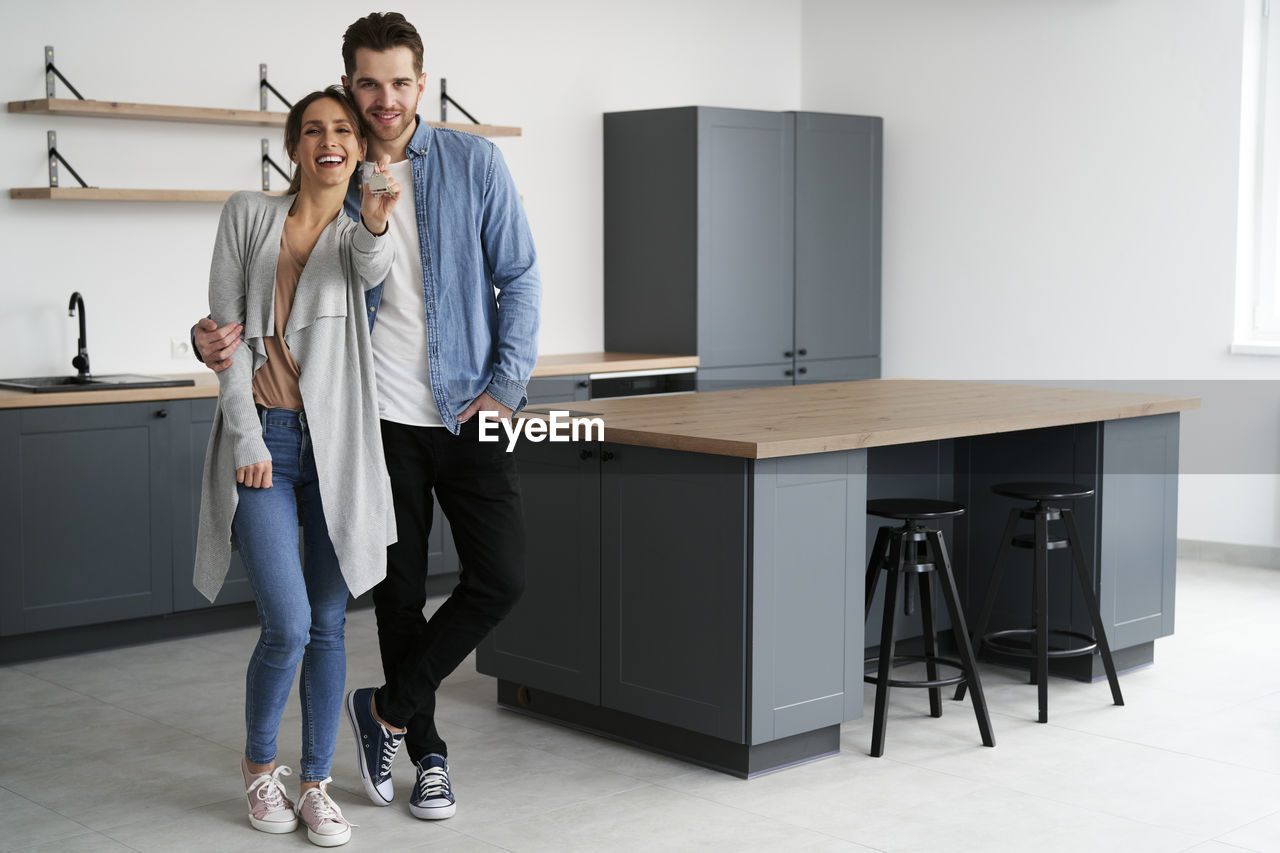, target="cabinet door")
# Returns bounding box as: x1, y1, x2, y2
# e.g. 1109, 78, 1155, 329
696, 364, 794, 392
794, 356, 881, 384
697, 108, 795, 370
173, 399, 254, 610
0, 403, 174, 635
1099, 414, 1179, 647
600, 443, 748, 741
525, 375, 590, 406
751, 451, 867, 742
794, 113, 882, 363
475, 439, 600, 703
